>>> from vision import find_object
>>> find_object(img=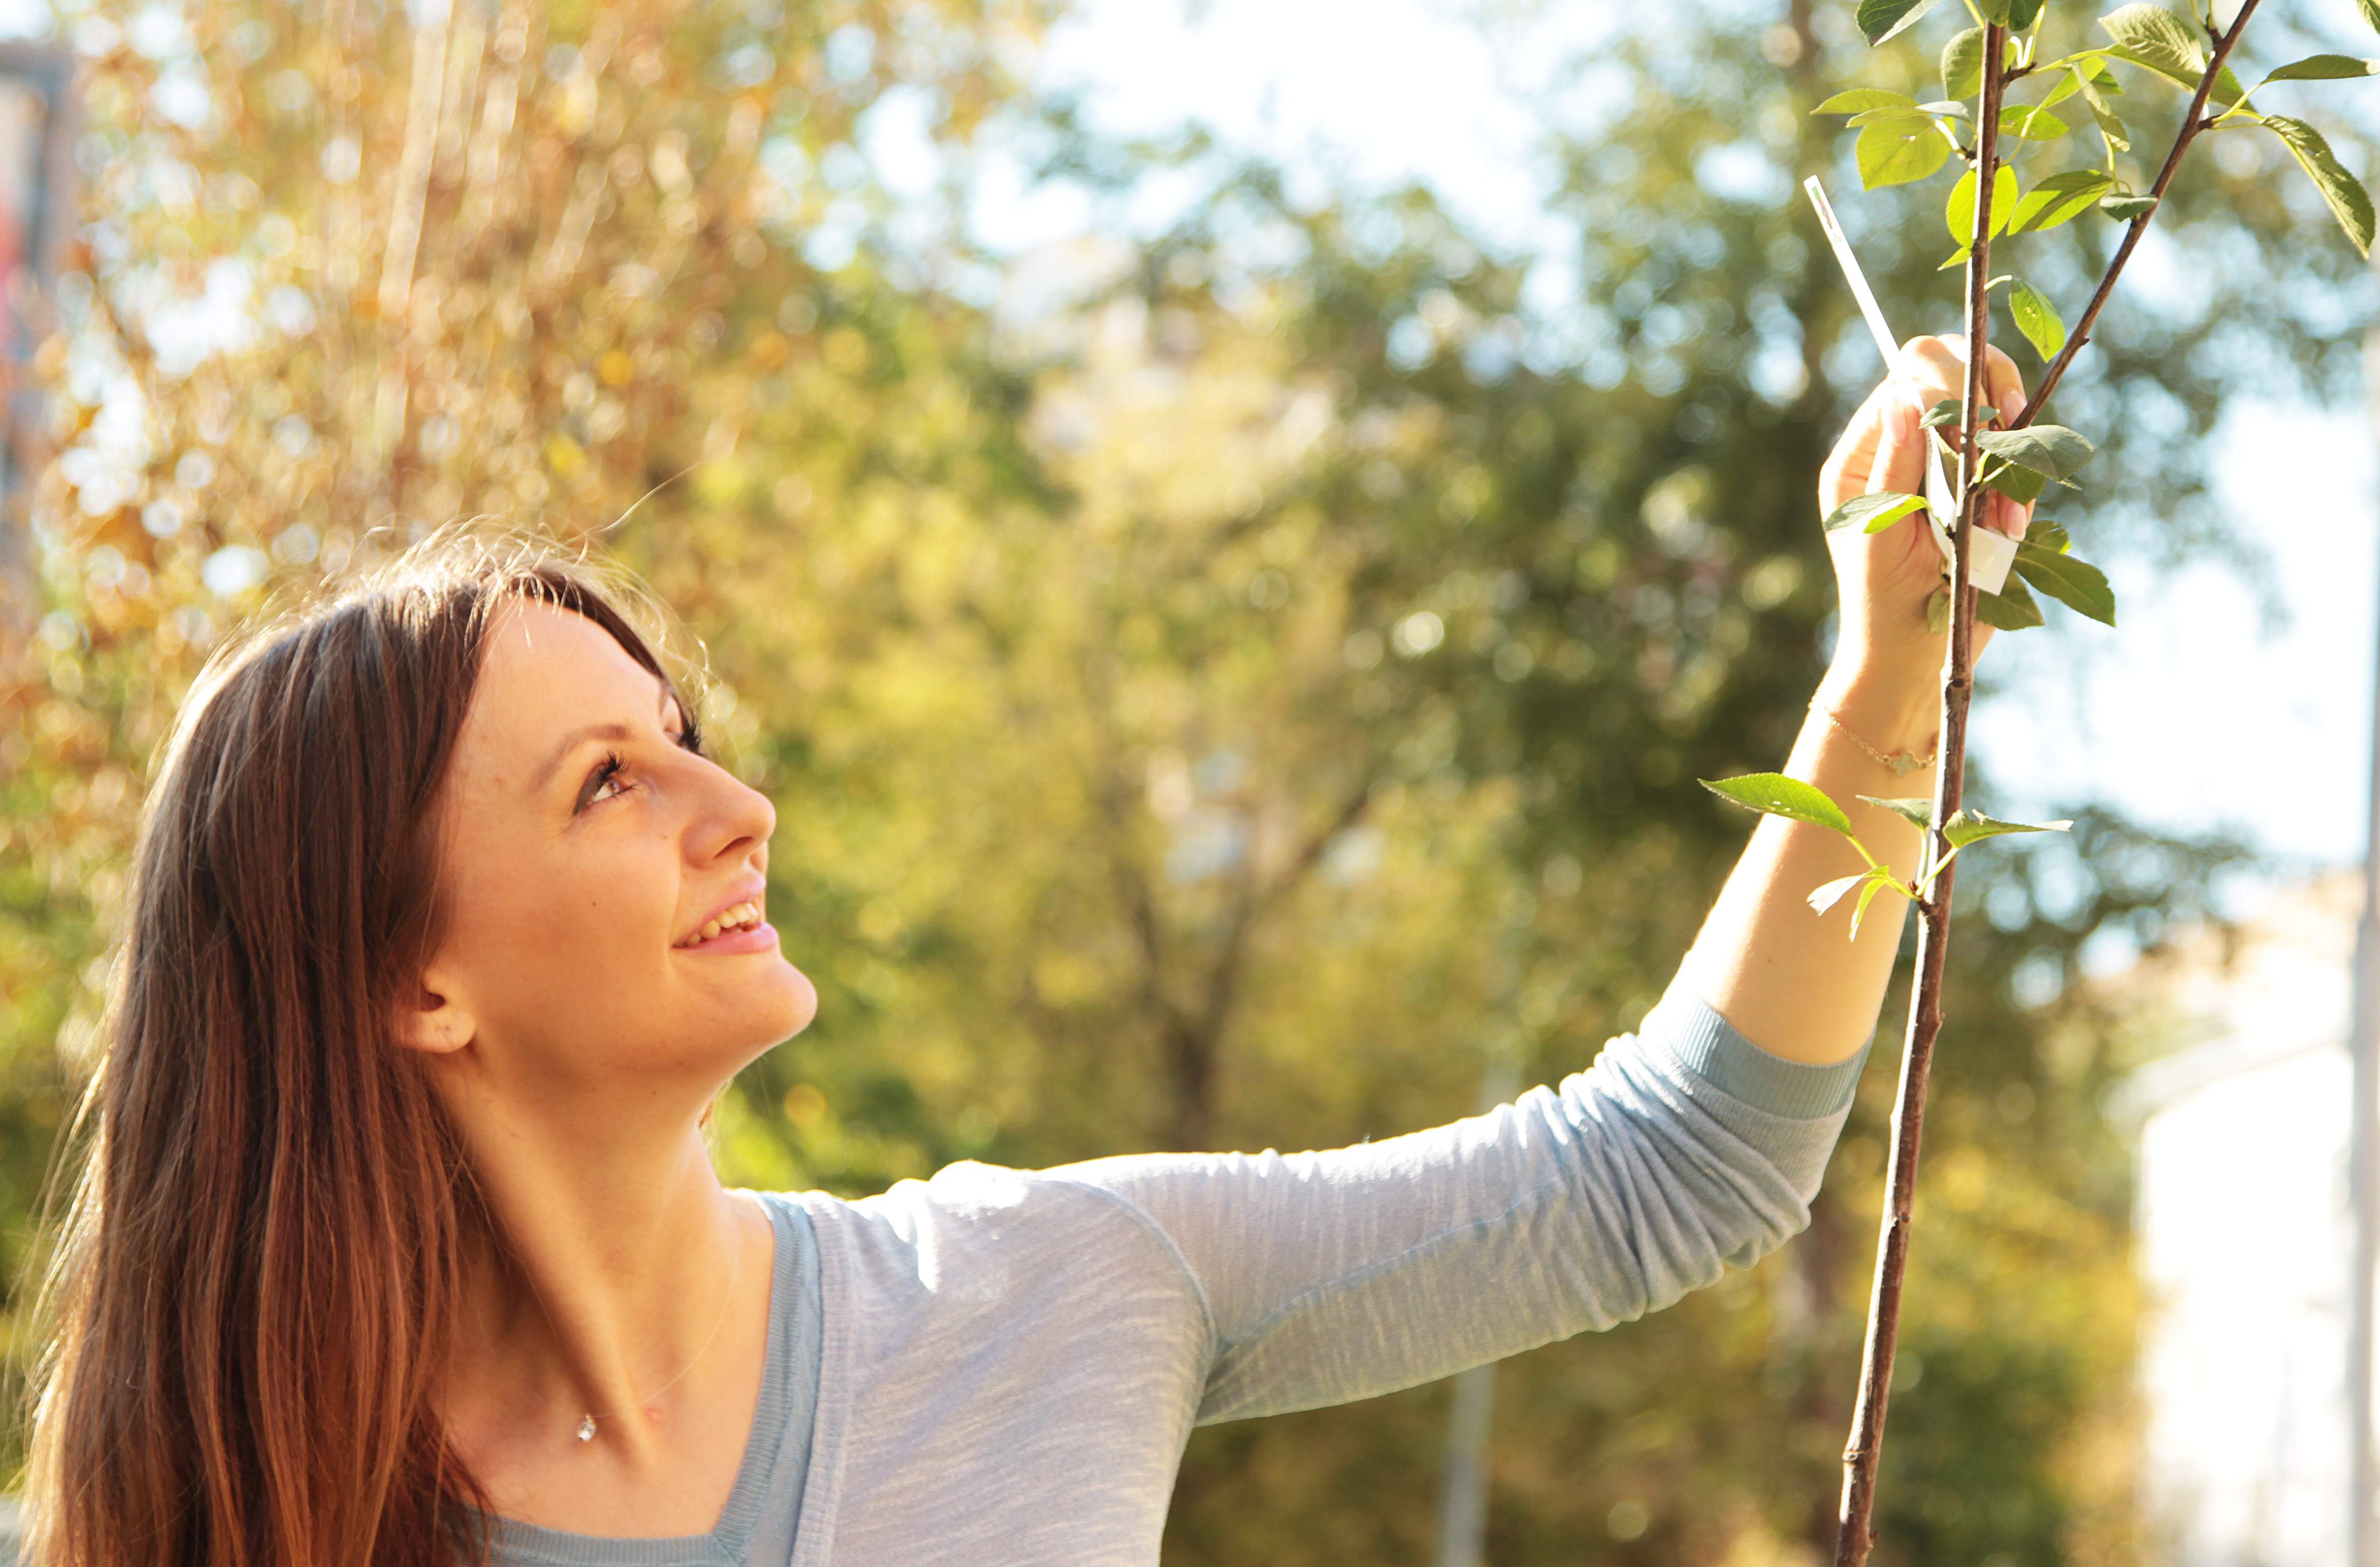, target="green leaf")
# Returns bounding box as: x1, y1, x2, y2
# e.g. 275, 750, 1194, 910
1701, 772, 1857, 837
1979, 0, 2014, 24
1922, 398, 1997, 429
1982, 460, 2048, 504
2262, 114, 2376, 256
1849, 873, 1899, 940
2037, 69, 2085, 109
2362, 0, 2380, 43
2008, 0, 2046, 29
2263, 55, 2380, 82
2024, 517, 2074, 552
2015, 540, 2118, 624
2076, 71, 2133, 149
1944, 26, 1988, 99
2010, 169, 2114, 230
1974, 571, 2047, 629
2100, 190, 2159, 218
1977, 423, 2098, 477
1824, 491, 1930, 533
1858, 0, 1950, 45
1926, 587, 1952, 635
1858, 116, 1956, 189
1808, 871, 1872, 915
1946, 163, 2023, 243
1943, 808, 2075, 848
2099, 6, 2203, 70
1818, 88, 1918, 114
2000, 103, 2071, 139
1858, 795, 1938, 831
2008, 278, 2068, 359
